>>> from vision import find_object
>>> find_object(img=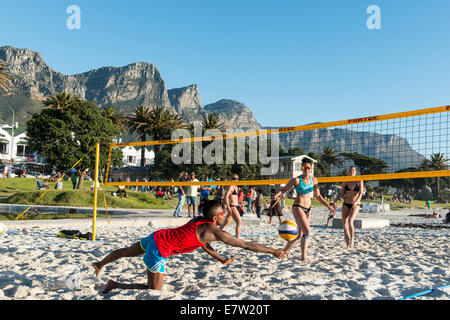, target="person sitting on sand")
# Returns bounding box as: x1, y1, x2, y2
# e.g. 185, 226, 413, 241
92, 200, 287, 293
